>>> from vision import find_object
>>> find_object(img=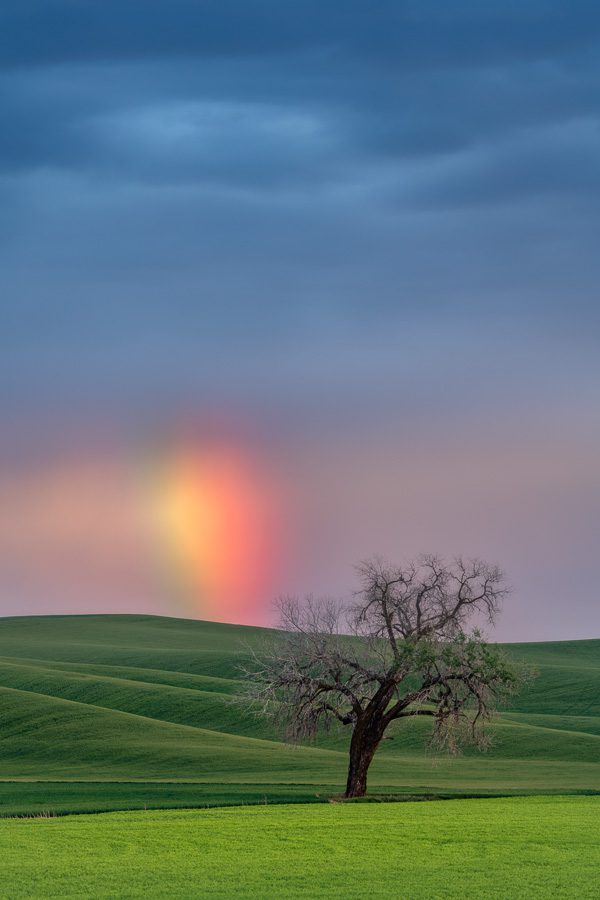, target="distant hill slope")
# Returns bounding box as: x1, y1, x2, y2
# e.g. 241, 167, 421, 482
0, 615, 598, 815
